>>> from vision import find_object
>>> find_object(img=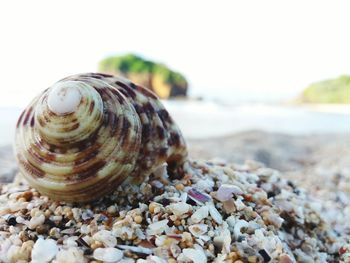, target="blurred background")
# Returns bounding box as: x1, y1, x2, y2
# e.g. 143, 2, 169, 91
1, 1, 350, 220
